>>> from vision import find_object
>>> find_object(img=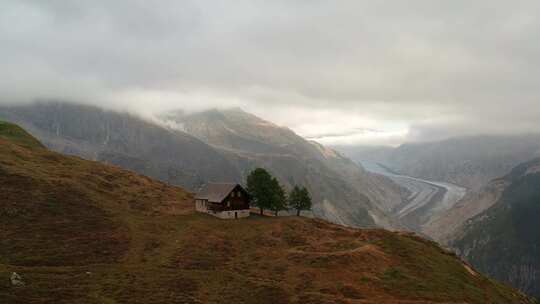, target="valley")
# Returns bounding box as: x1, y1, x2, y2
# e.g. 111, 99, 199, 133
360, 161, 467, 234
338, 136, 540, 192
339, 145, 540, 298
